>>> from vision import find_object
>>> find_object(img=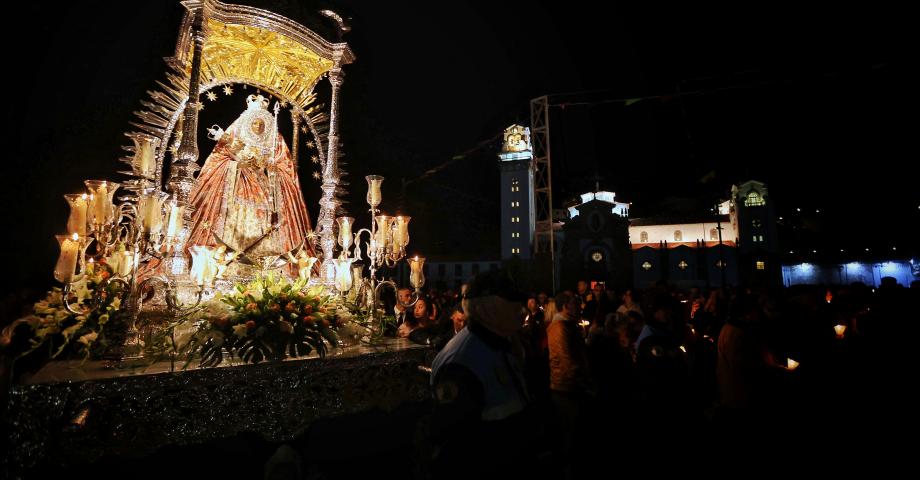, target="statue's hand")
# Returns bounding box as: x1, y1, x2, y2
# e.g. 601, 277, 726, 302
207, 125, 224, 141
